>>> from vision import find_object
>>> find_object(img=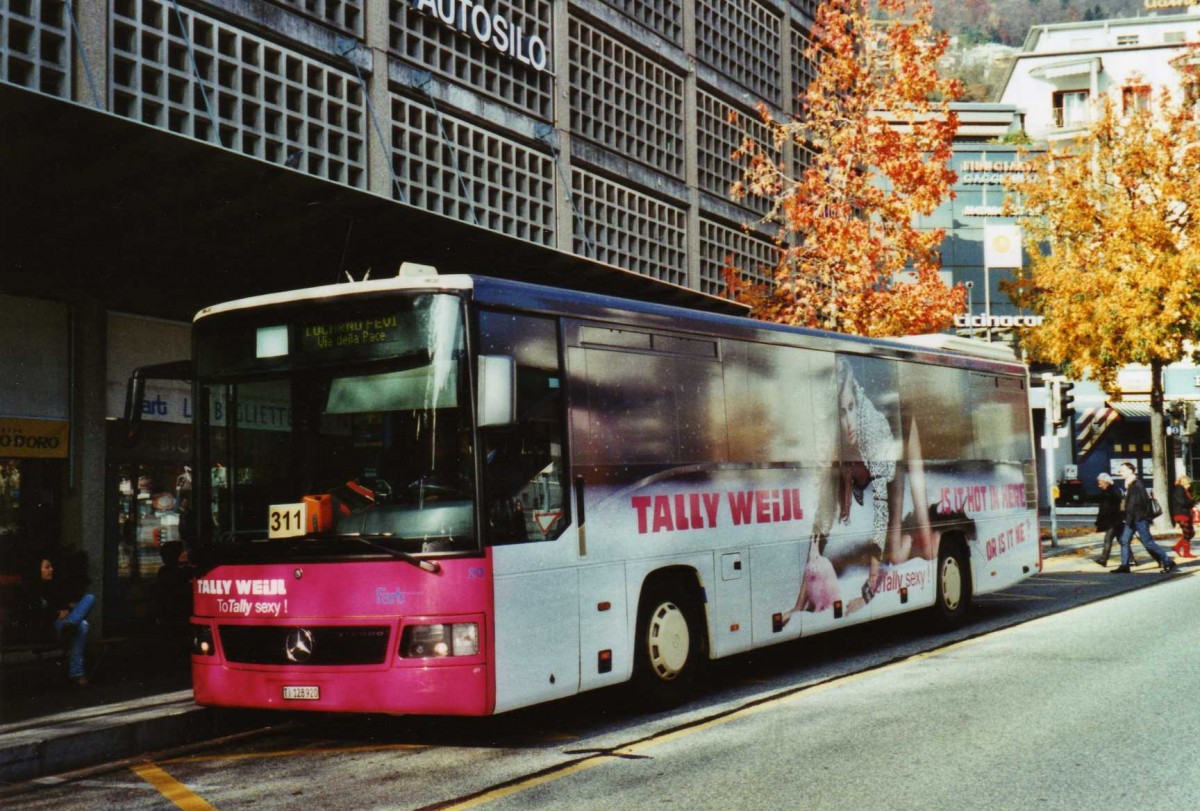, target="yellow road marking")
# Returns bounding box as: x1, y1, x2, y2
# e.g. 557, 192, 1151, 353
162, 742, 427, 765
131, 763, 217, 811
975, 592, 1055, 601
1026, 576, 1098, 584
